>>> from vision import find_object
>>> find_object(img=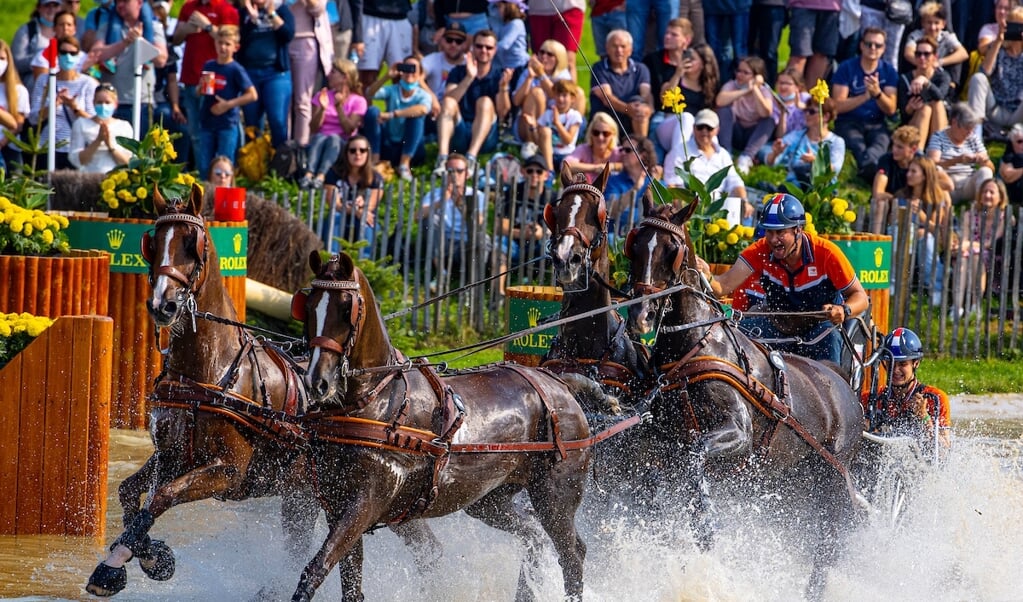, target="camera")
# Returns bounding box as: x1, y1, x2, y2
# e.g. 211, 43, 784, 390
396, 63, 417, 74
1006, 22, 1023, 41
